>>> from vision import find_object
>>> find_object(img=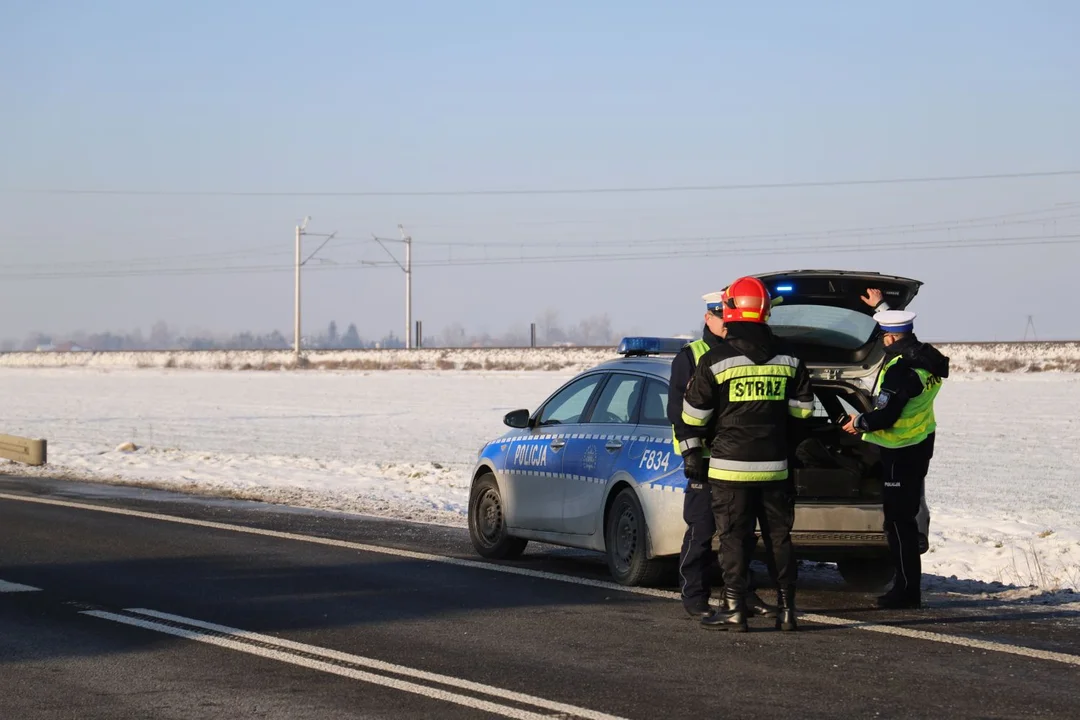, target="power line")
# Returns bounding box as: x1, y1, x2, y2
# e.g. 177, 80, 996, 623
5, 202, 1076, 272
2, 212, 1076, 276
0, 232, 1075, 281
0, 245, 294, 271
366, 210, 1080, 250
399, 200, 1080, 231
387, 233, 1080, 268
3, 169, 1080, 197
